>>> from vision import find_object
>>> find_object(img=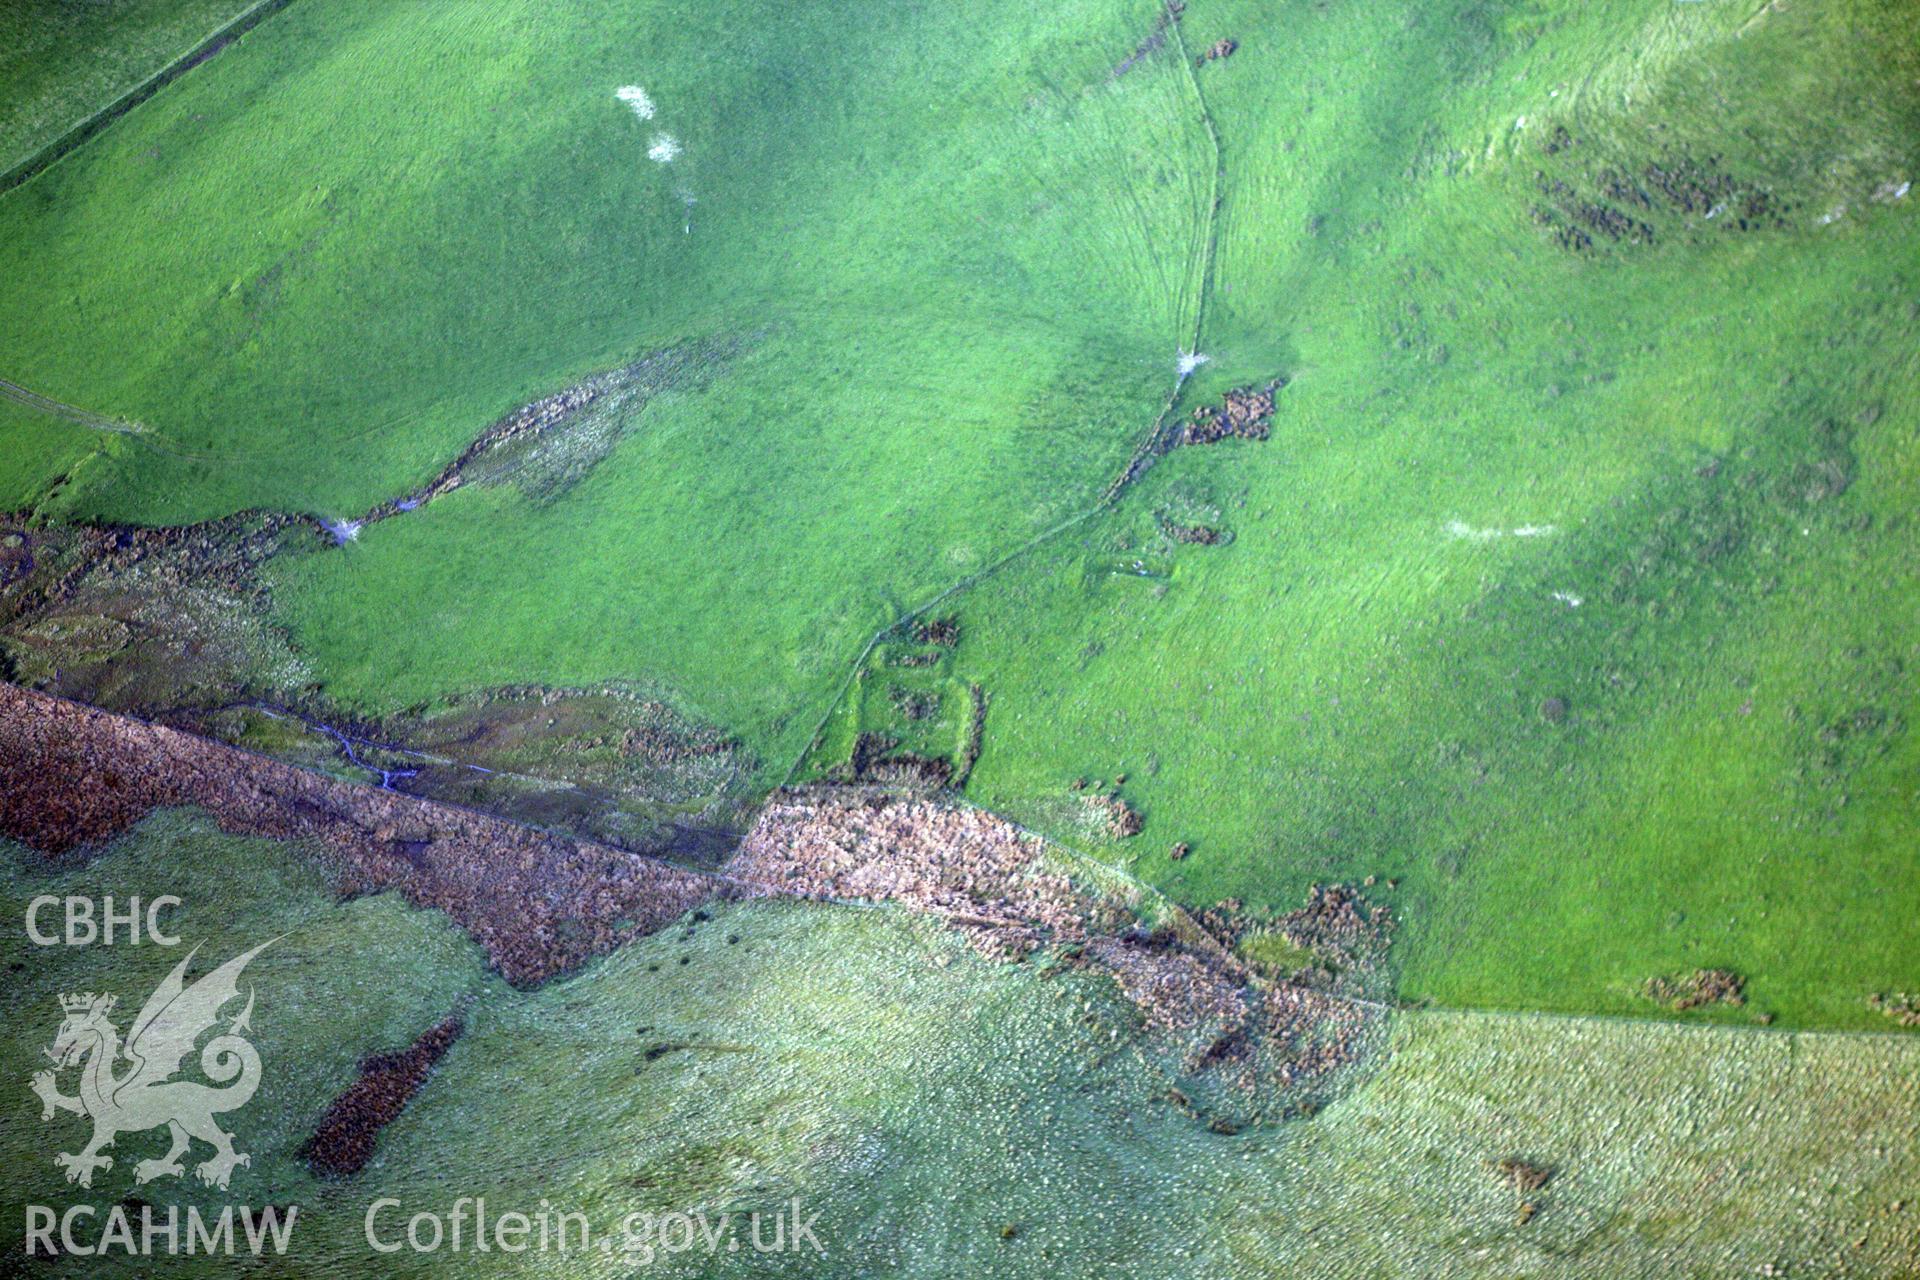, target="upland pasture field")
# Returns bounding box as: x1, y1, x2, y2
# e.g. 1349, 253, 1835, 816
0, 0, 1915, 1273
